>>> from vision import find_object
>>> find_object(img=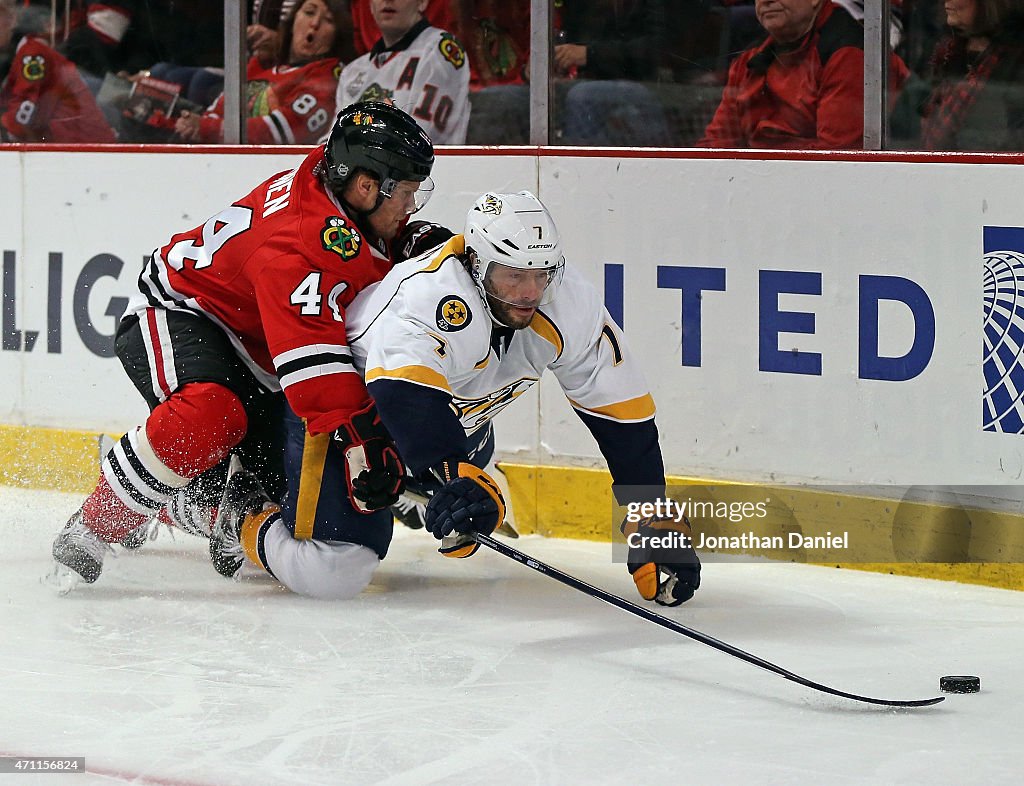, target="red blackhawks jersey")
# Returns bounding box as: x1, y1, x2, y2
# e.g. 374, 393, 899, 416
124, 146, 389, 434
336, 19, 469, 144
0, 36, 115, 143
197, 56, 342, 145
